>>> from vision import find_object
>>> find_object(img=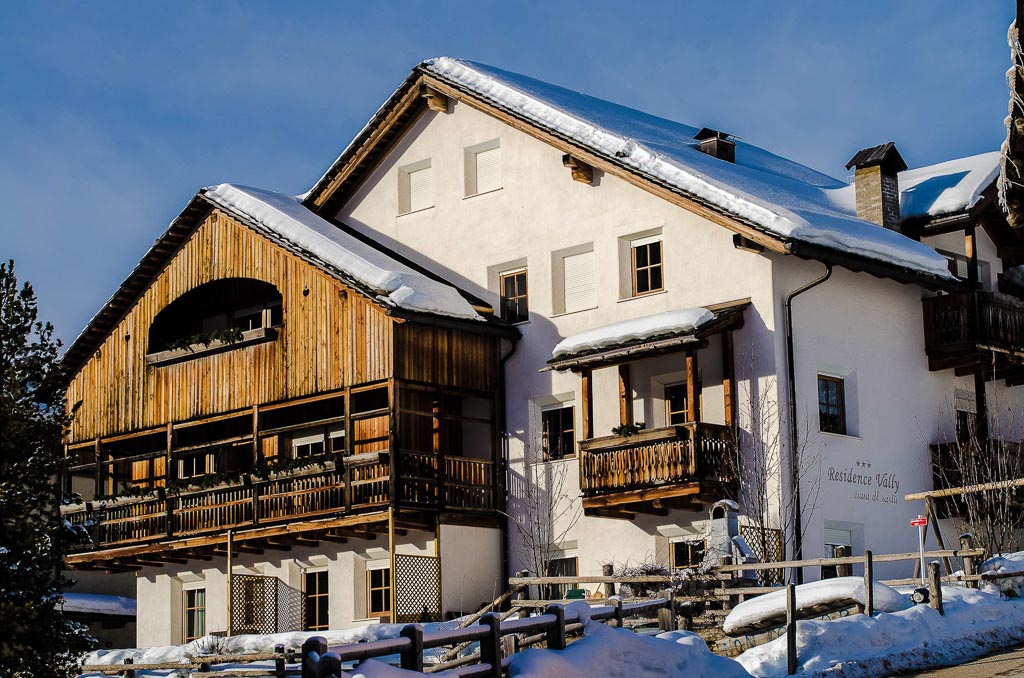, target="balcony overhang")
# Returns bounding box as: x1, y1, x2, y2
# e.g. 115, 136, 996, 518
544, 298, 749, 373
